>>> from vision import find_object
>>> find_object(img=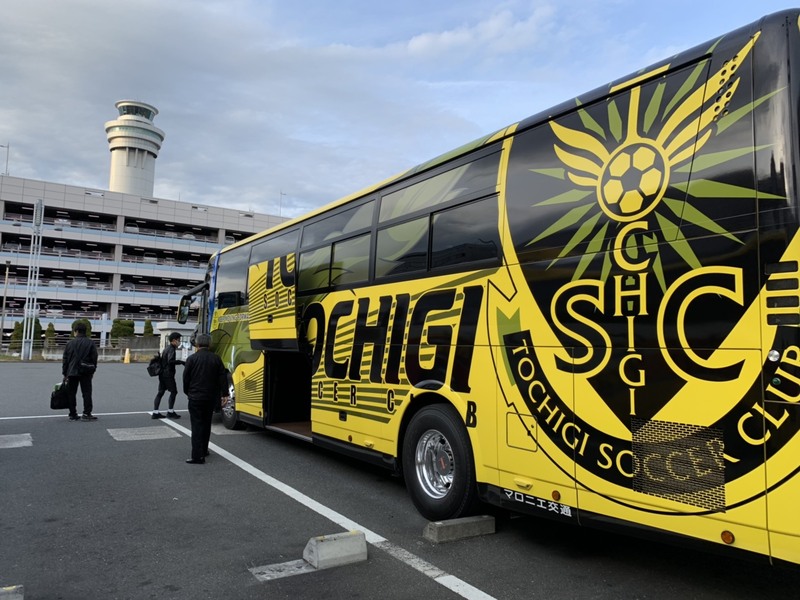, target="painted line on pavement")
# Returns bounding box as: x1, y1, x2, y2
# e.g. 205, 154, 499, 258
0, 411, 186, 421
0, 433, 33, 449
108, 426, 181, 441
162, 418, 497, 600
0, 412, 251, 436
249, 559, 317, 581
